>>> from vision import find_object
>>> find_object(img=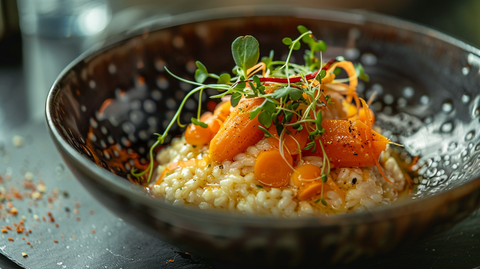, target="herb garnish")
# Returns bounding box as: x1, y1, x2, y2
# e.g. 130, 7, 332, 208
132, 26, 369, 206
